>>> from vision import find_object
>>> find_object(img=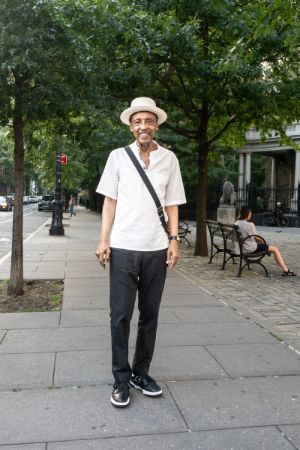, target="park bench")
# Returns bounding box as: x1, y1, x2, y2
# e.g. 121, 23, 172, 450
178, 220, 191, 247
205, 220, 269, 277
